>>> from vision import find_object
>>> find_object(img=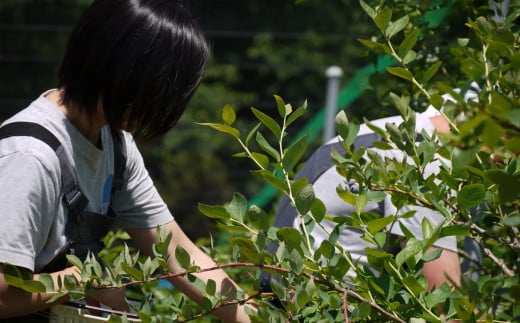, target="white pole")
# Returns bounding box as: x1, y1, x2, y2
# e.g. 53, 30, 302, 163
323, 65, 343, 143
